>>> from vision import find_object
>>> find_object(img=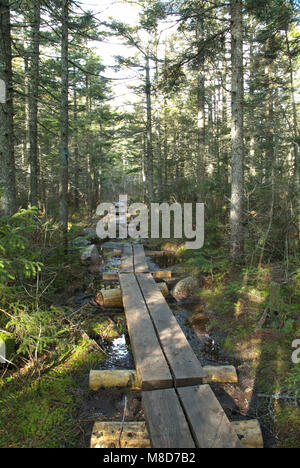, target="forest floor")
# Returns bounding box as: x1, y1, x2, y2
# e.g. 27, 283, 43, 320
0, 219, 299, 448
